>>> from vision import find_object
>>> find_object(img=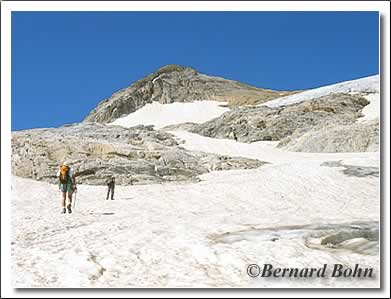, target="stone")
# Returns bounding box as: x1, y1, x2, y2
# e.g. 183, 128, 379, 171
12, 123, 266, 185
